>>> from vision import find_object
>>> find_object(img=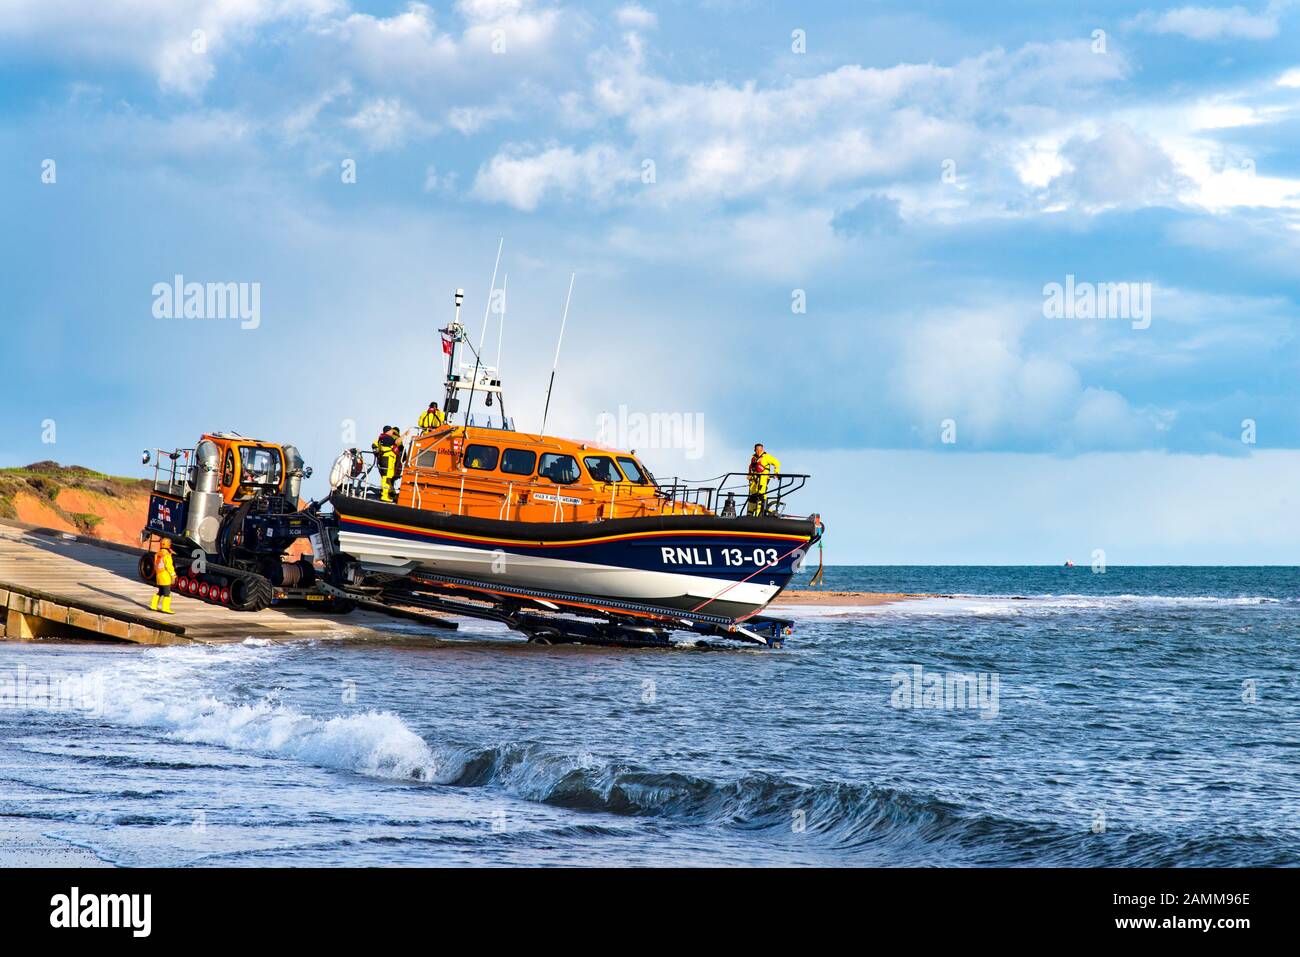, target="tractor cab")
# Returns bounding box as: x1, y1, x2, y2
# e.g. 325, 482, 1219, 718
141, 433, 309, 552
209, 436, 287, 504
